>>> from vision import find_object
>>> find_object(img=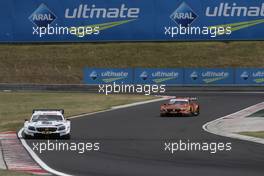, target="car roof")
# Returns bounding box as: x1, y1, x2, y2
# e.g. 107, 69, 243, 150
32, 111, 63, 116
170, 98, 189, 102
